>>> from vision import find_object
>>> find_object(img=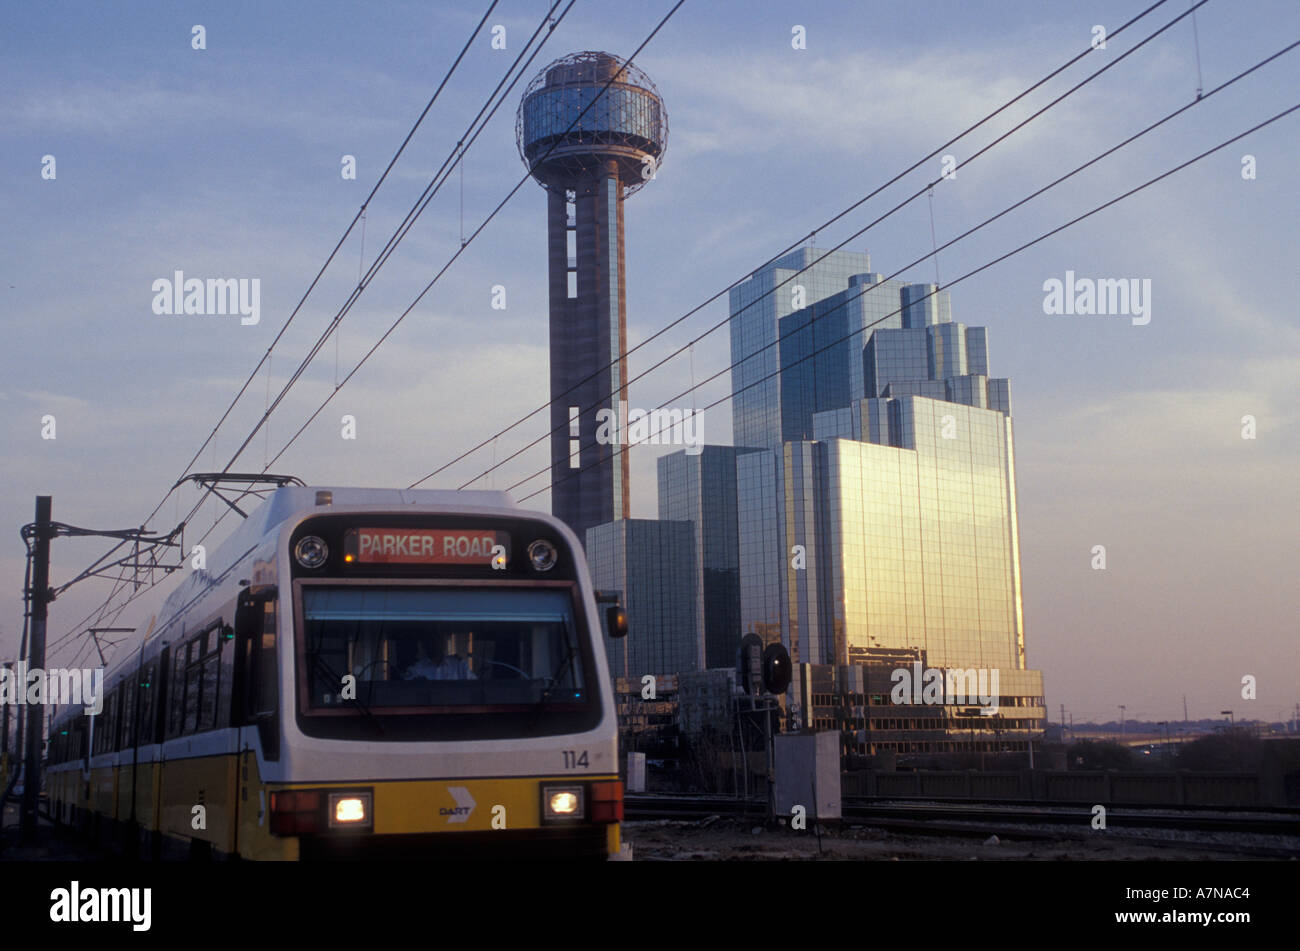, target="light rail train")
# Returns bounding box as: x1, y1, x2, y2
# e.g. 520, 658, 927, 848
45, 486, 625, 859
